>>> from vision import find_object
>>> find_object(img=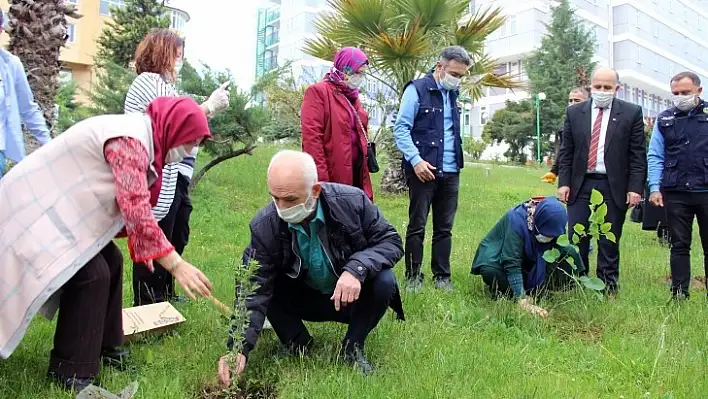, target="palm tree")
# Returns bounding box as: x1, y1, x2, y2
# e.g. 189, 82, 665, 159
304, 0, 521, 193
8, 0, 81, 152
